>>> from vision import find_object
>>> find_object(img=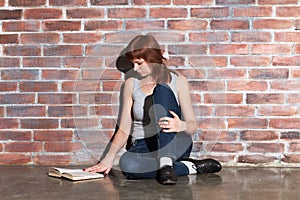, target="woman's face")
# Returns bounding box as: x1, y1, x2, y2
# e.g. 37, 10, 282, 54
132, 58, 151, 77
